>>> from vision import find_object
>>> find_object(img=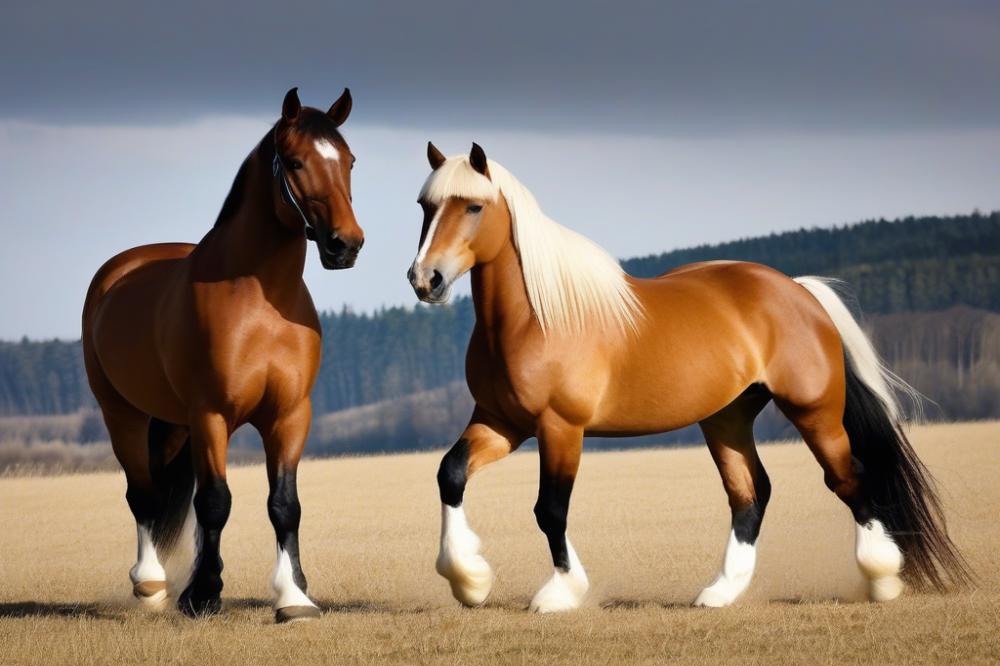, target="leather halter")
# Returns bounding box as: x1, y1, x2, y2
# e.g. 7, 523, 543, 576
272, 126, 317, 239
